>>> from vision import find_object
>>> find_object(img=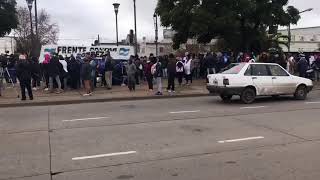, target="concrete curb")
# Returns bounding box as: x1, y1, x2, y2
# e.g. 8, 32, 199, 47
0, 93, 210, 108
